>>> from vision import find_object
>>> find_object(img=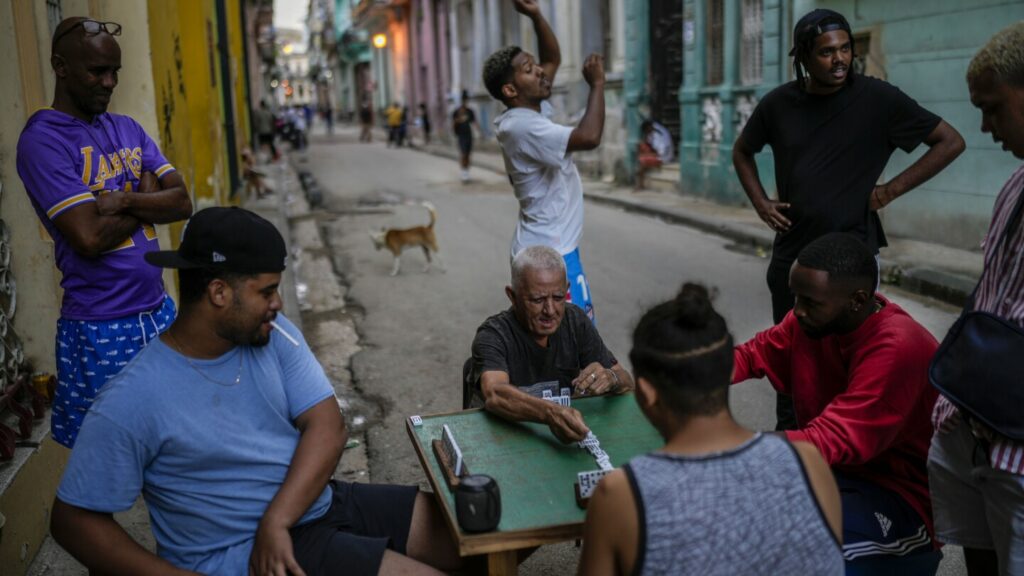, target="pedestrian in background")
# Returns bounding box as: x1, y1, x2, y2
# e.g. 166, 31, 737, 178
731, 8, 964, 430
322, 102, 334, 136
633, 120, 673, 192
252, 100, 279, 161
927, 21, 1024, 576
385, 101, 402, 148
452, 91, 478, 182
359, 101, 373, 143
419, 102, 431, 145
398, 105, 409, 147
483, 0, 606, 322
290, 107, 308, 150
16, 17, 192, 448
